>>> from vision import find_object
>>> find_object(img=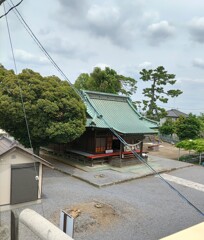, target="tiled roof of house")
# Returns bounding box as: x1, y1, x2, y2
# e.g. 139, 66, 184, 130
81, 90, 158, 134
167, 109, 188, 118
0, 136, 17, 155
